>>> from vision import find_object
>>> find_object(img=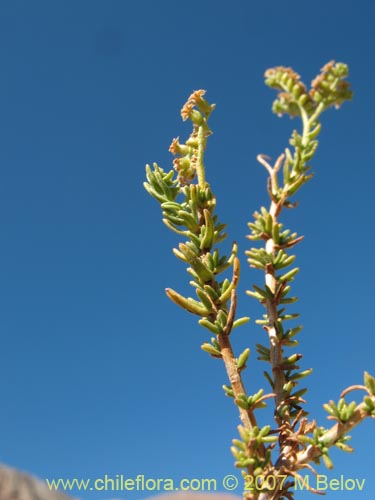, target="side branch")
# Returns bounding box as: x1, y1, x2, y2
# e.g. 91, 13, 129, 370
297, 398, 375, 466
